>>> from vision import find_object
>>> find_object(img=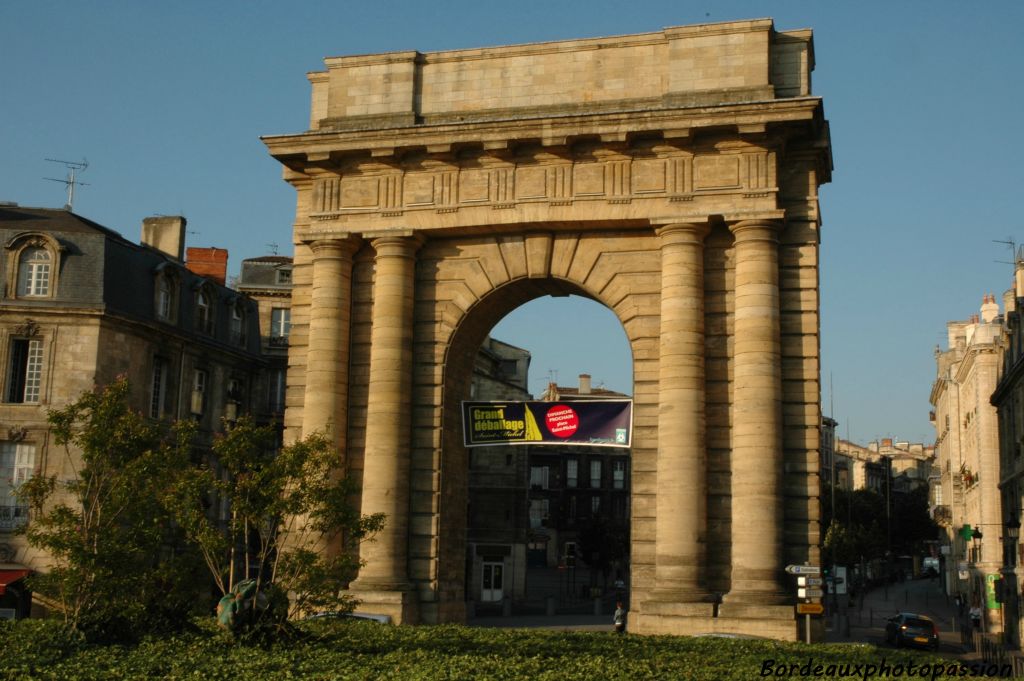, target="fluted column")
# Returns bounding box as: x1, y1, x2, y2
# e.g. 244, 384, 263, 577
351, 234, 422, 591
302, 237, 359, 442
724, 219, 787, 605
654, 222, 712, 601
